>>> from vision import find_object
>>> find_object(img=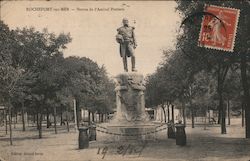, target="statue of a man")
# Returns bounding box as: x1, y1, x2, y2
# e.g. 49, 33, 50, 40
116, 18, 137, 72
